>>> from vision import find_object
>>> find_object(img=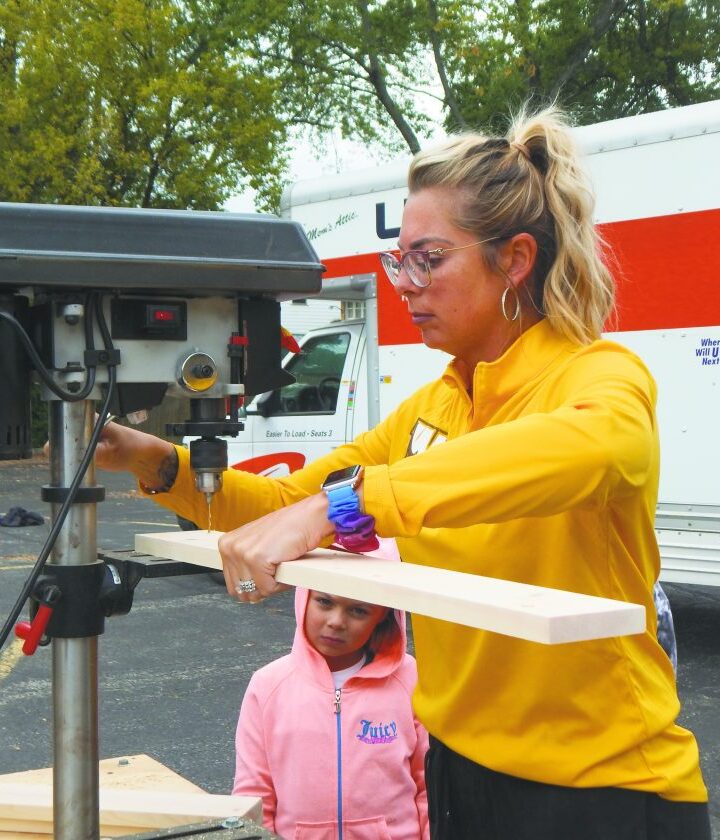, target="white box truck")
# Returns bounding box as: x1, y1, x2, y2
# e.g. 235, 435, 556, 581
189, 100, 720, 587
